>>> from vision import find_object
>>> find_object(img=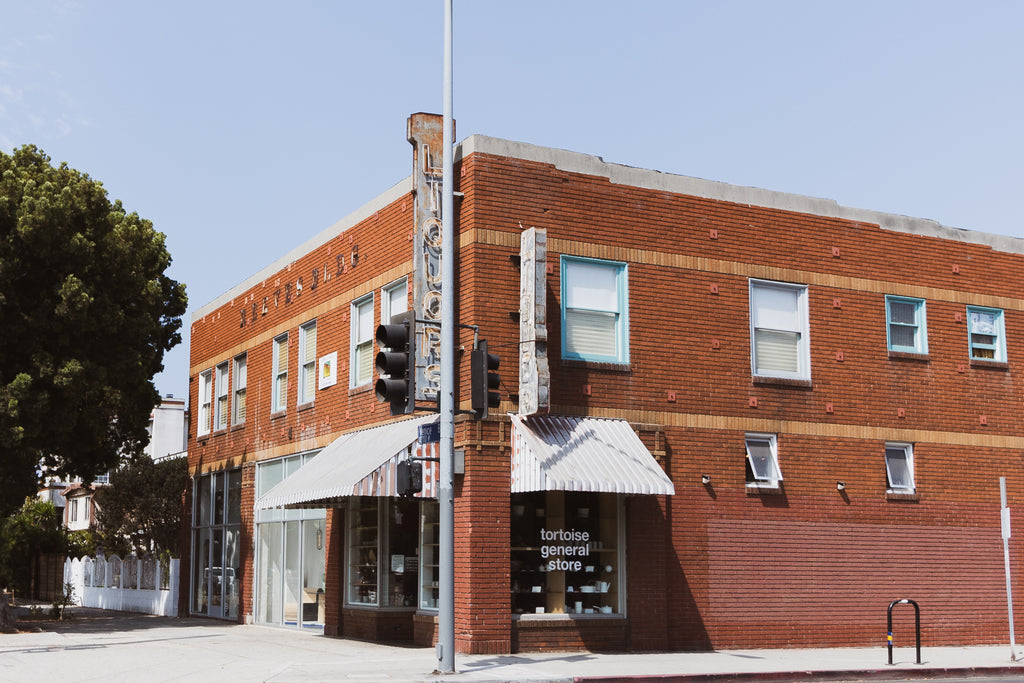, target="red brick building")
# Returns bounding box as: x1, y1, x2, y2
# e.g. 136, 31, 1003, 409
185, 113, 1024, 653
